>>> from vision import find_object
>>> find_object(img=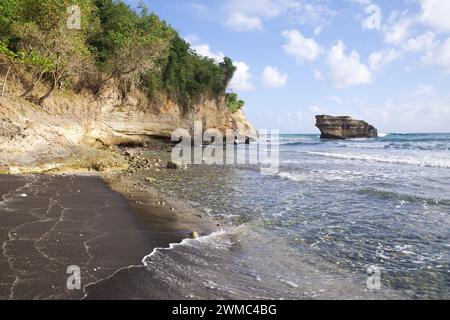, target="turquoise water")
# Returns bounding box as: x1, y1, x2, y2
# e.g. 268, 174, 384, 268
87, 133, 450, 299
